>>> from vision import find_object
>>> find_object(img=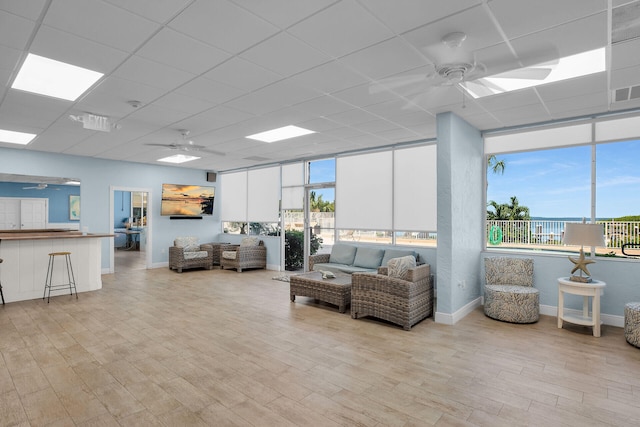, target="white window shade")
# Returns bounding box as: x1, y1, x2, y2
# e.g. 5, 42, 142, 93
282, 162, 304, 186
281, 187, 304, 210
281, 162, 304, 210
485, 123, 592, 154
595, 116, 640, 142
220, 171, 247, 221
248, 167, 280, 222
336, 151, 392, 230
394, 145, 437, 231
